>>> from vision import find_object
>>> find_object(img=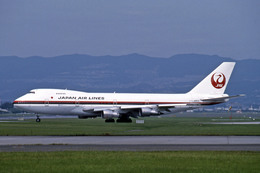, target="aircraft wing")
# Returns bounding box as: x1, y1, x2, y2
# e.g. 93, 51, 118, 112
0, 108, 8, 112
111, 104, 188, 113
120, 104, 181, 113
120, 104, 178, 110
83, 104, 178, 115
82, 103, 198, 119
83, 107, 117, 112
